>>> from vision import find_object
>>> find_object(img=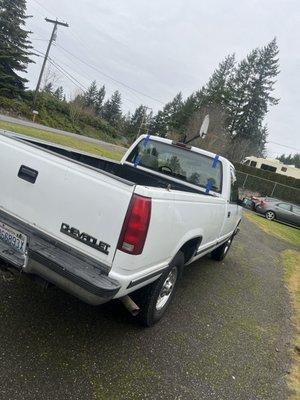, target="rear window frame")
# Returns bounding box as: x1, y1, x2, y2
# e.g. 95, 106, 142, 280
126, 138, 223, 194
